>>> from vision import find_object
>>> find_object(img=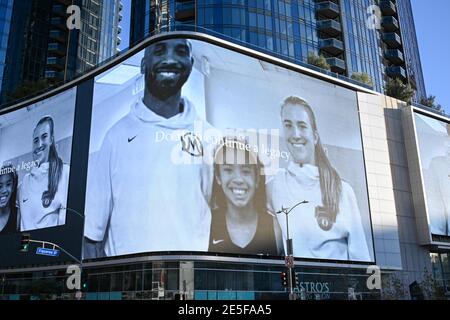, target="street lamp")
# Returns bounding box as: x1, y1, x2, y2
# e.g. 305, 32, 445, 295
276, 200, 309, 300
21, 207, 84, 266
54, 207, 85, 265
